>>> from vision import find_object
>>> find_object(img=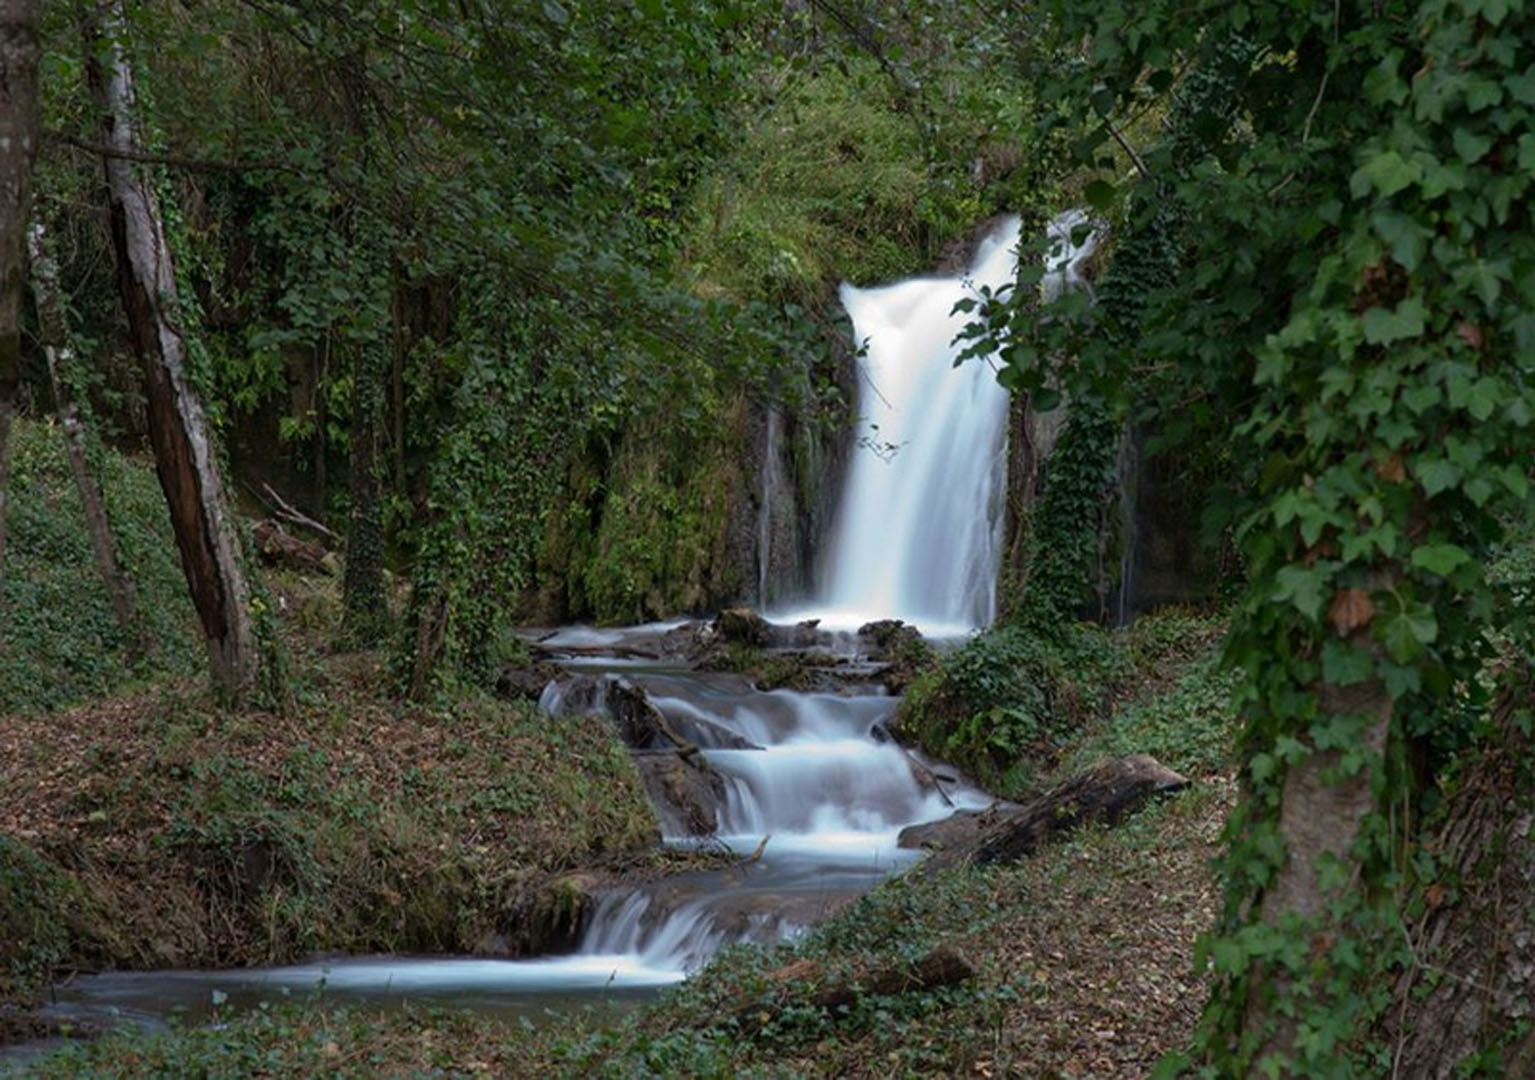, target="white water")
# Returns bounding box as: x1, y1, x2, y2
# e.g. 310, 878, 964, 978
776, 210, 1101, 635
